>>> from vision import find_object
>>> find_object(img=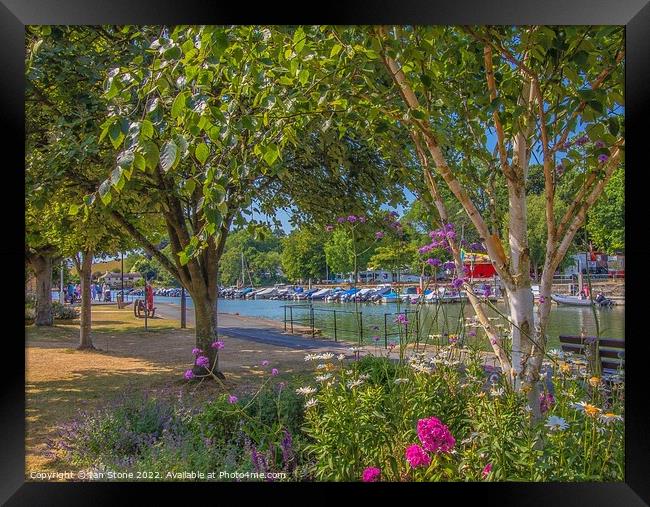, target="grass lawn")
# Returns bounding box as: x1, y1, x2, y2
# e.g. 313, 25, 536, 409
25, 306, 319, 477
